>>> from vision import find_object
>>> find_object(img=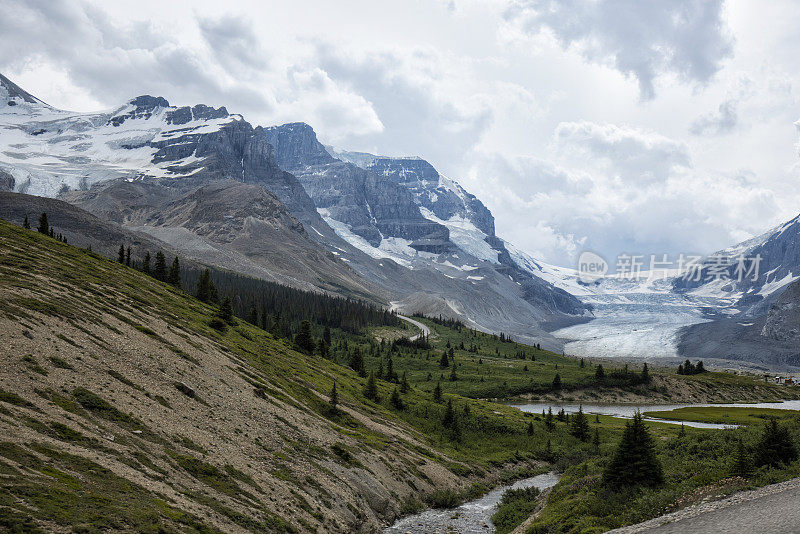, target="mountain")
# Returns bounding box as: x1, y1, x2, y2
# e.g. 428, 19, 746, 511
672, 214, 800, 314
0, 74, 586, 347
264, 122, 587, 345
